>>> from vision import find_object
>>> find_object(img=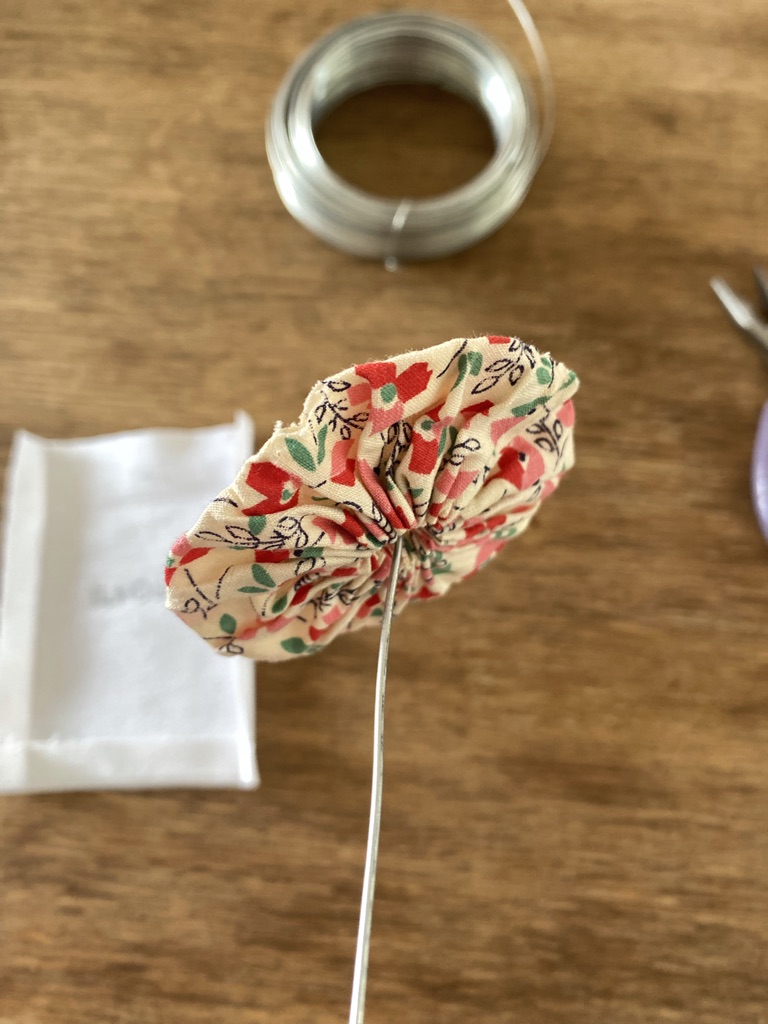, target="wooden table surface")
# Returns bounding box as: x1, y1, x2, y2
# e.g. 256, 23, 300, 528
1, 2, 767, 1022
